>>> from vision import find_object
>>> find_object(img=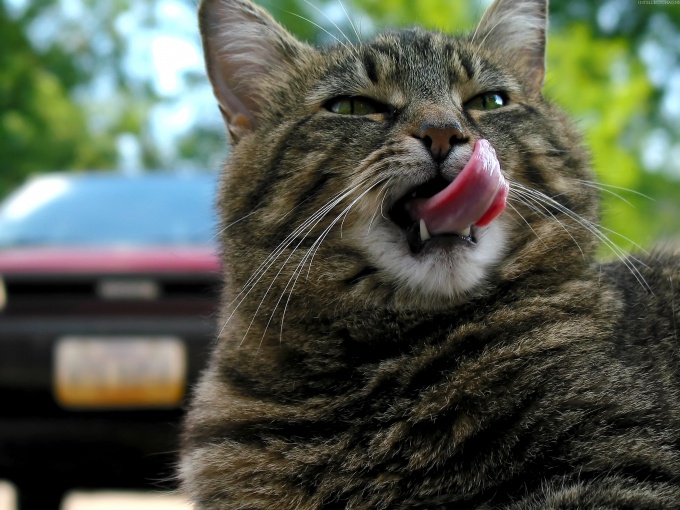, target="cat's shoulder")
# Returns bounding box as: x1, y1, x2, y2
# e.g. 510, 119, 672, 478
599, 247, 680, 344
602, 247, 680, 292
